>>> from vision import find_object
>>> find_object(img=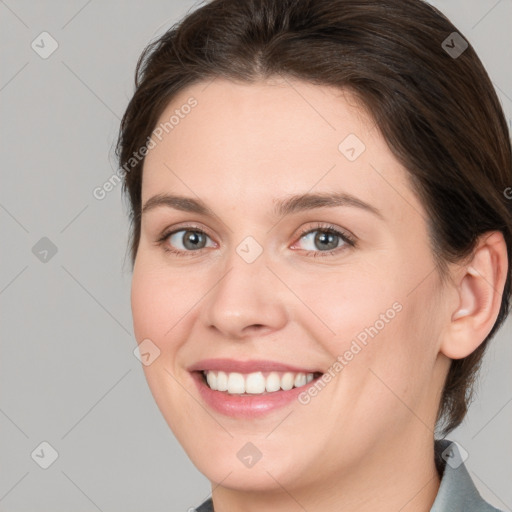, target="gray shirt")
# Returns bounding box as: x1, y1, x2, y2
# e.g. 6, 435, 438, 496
194, 439, 504, 511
